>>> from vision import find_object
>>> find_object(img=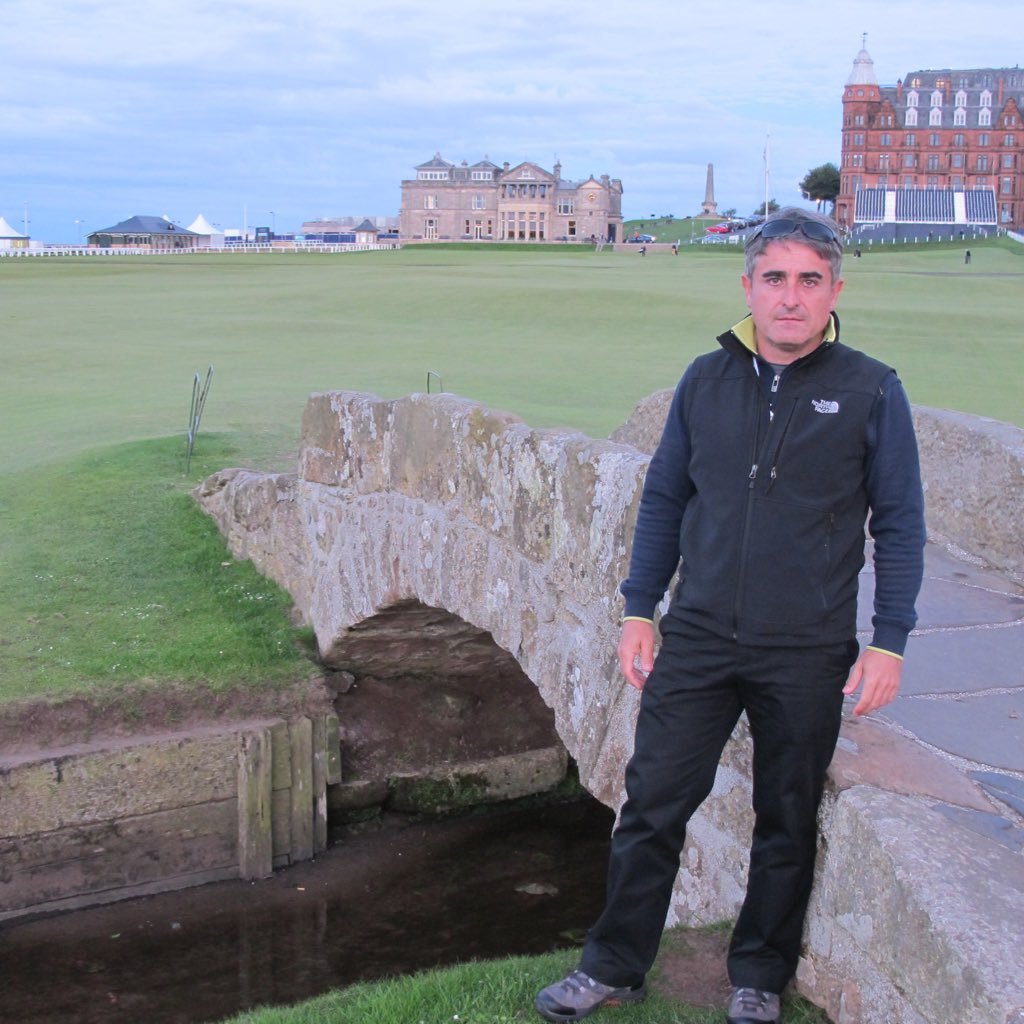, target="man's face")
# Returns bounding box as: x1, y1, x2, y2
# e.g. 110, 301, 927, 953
741, 240, 844, 364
